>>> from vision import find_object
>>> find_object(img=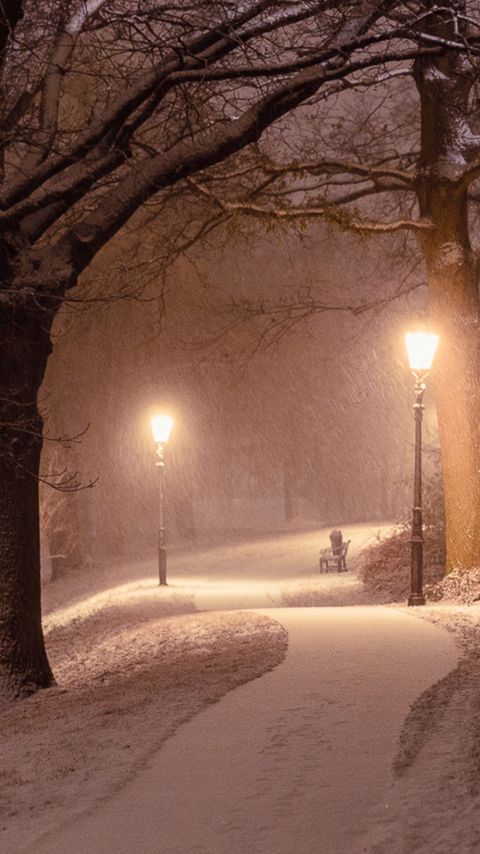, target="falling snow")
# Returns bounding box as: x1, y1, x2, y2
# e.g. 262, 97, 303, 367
2, 529, 480, 853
